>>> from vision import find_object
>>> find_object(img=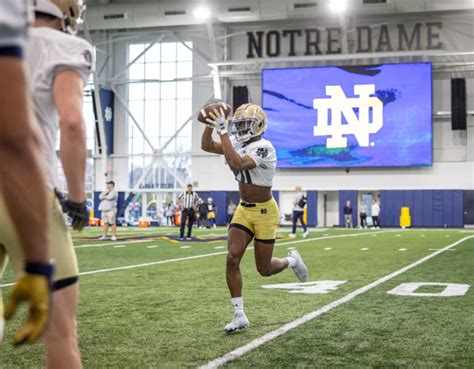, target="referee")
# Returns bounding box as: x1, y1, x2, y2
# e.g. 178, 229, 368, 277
177, 184, 200, 240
